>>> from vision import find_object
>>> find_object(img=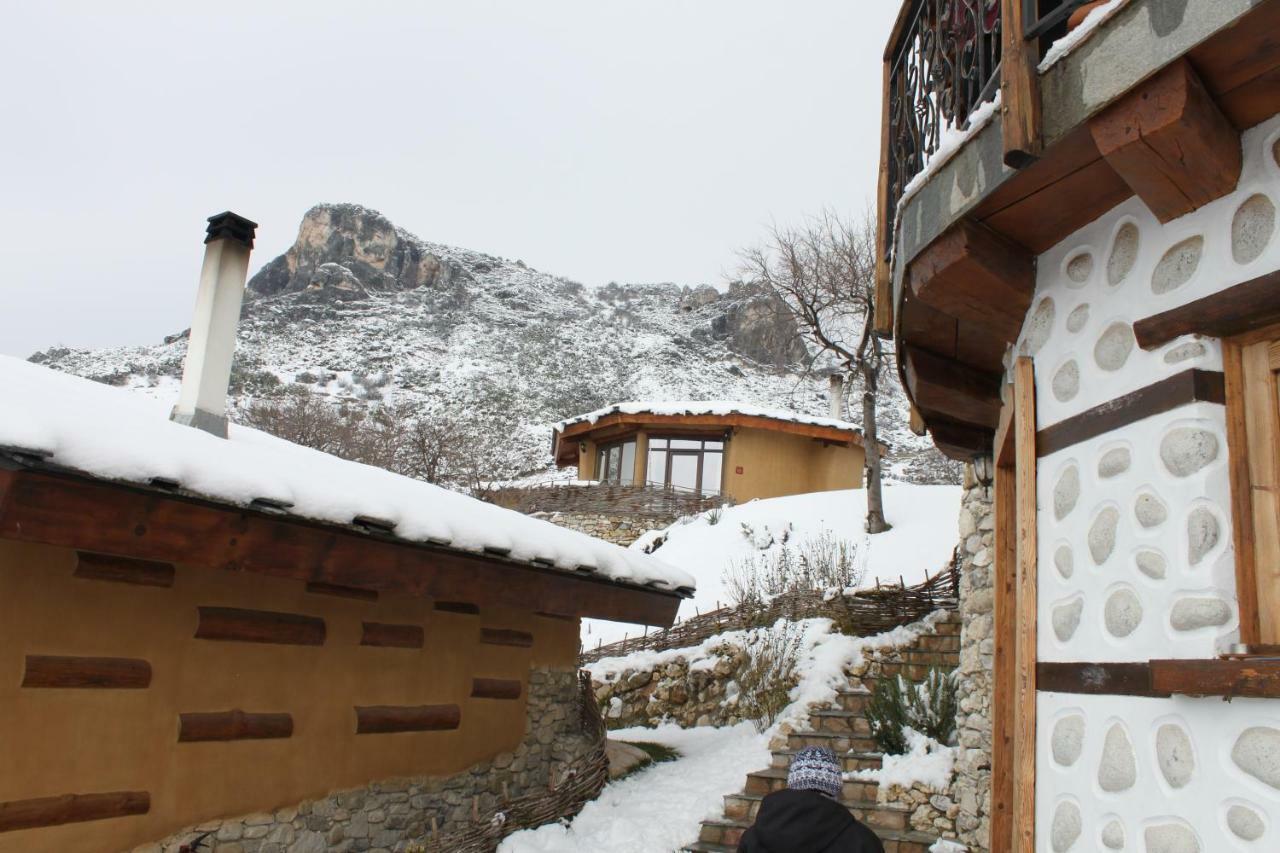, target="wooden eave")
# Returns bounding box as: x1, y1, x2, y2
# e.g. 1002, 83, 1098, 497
0, 460, 685, 627
887, 0, 1280, 460
553, 411, 868, 468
